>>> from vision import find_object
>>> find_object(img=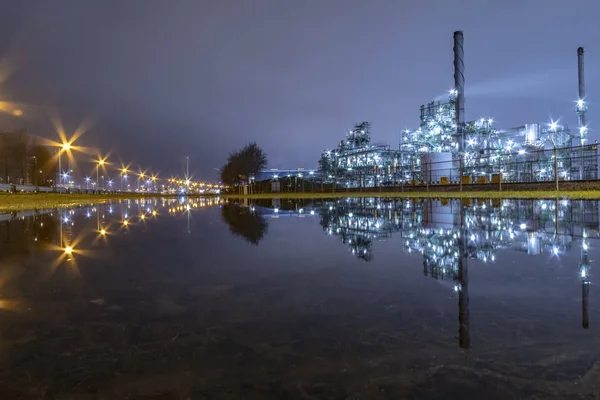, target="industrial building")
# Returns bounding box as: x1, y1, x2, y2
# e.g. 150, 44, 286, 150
318, 32, 598, 188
